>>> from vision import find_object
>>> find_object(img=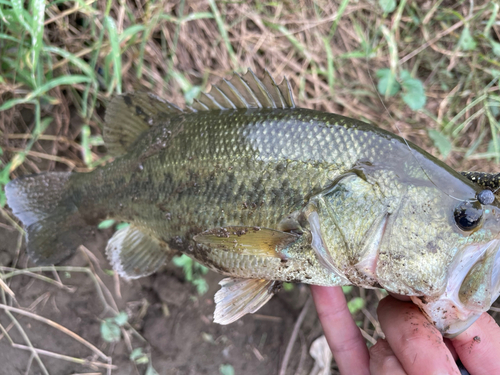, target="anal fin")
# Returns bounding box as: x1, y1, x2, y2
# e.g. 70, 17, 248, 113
214, 278, 282, 325
106, 225, 173, 279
